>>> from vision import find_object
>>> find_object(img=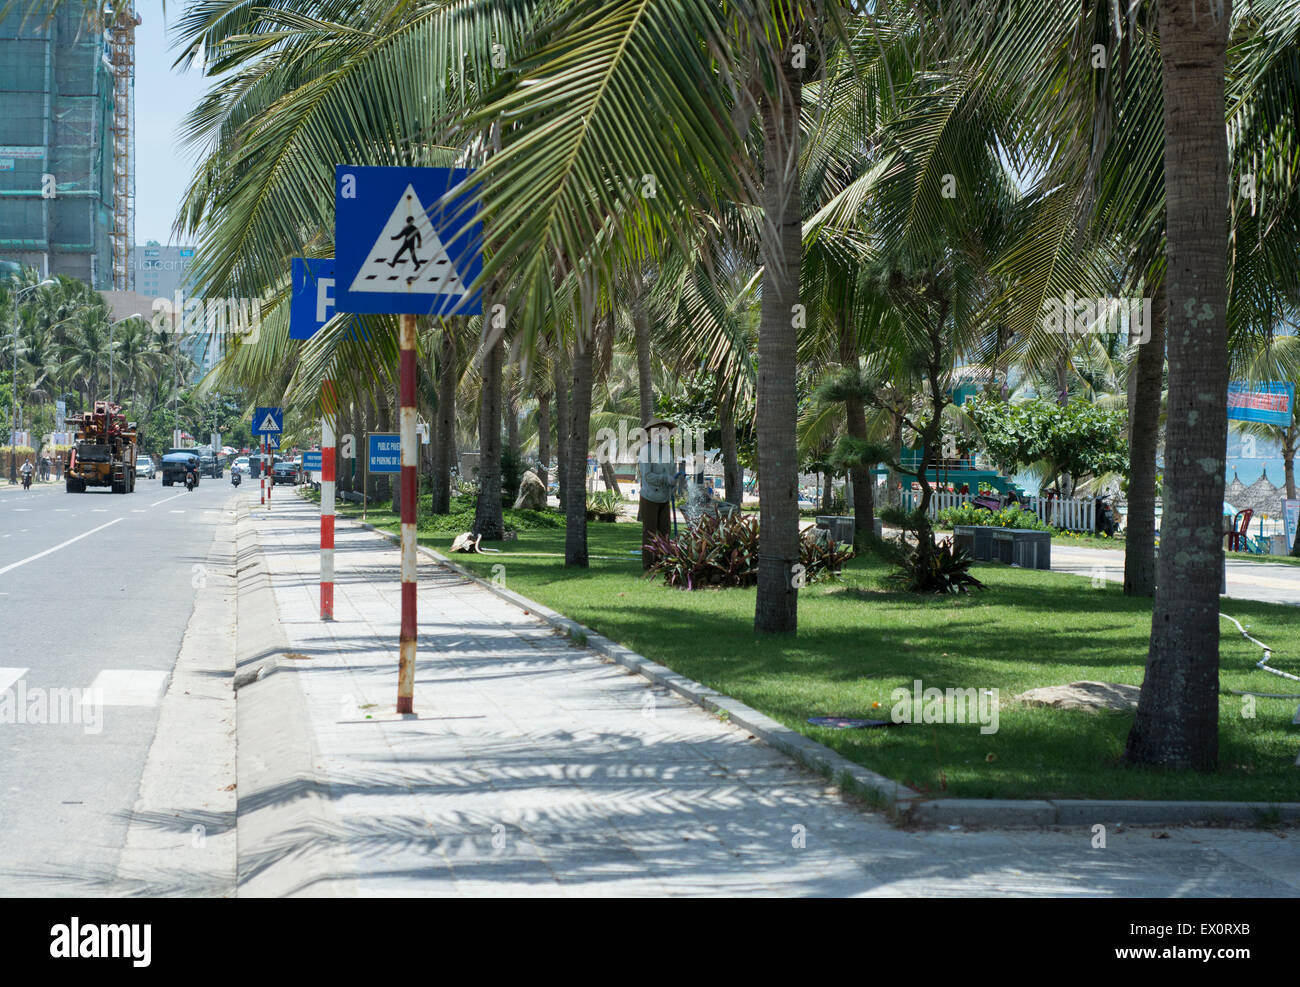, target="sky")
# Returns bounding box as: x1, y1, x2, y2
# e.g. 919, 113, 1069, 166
133, 2, 209, 246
